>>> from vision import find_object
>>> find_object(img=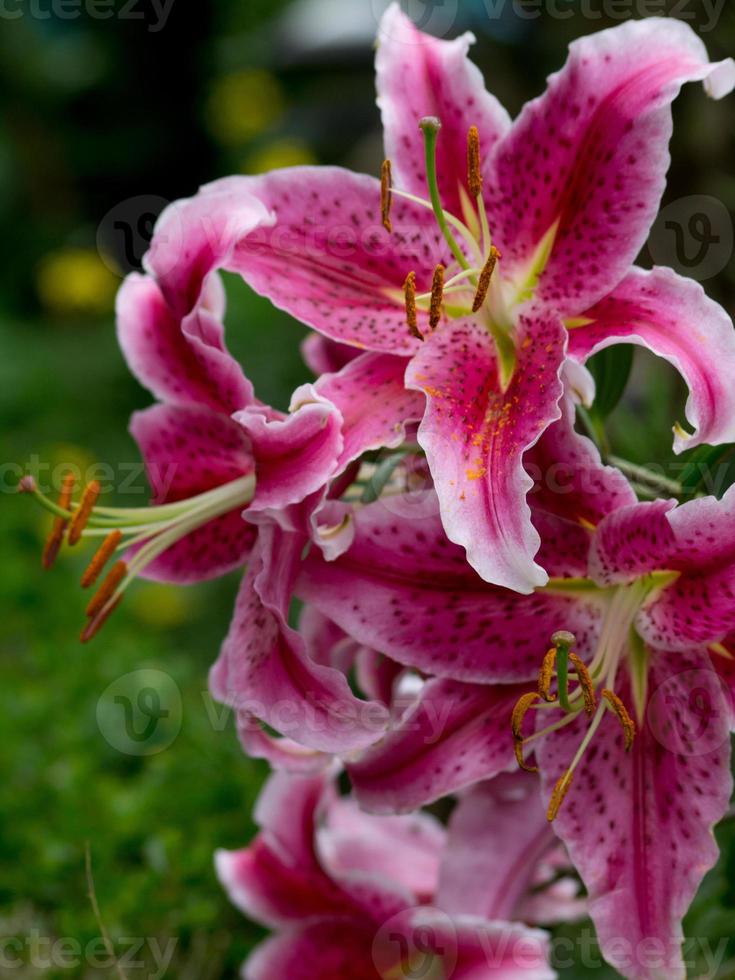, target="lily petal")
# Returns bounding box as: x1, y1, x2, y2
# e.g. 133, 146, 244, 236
570, 267, 735, 452
318, 796, 445, 902
375, 3, 511, 218
298, 498, 603, 683
406, 309, 566, 592
210, 524, 389, 754
526, 394, 636, 527
438, 775, 558, 923
347, 679, 522, 814
117, 273, 254, 414
301, 332, 360, 375
486, 18, 735, 316
313, 352, 424, 468
537, 653, 731, 980
203, 168, 446, 354
244, 923, 378, 980
234, 399, 343, 515
129, 403, 256, 583
144, 183, 274, 319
